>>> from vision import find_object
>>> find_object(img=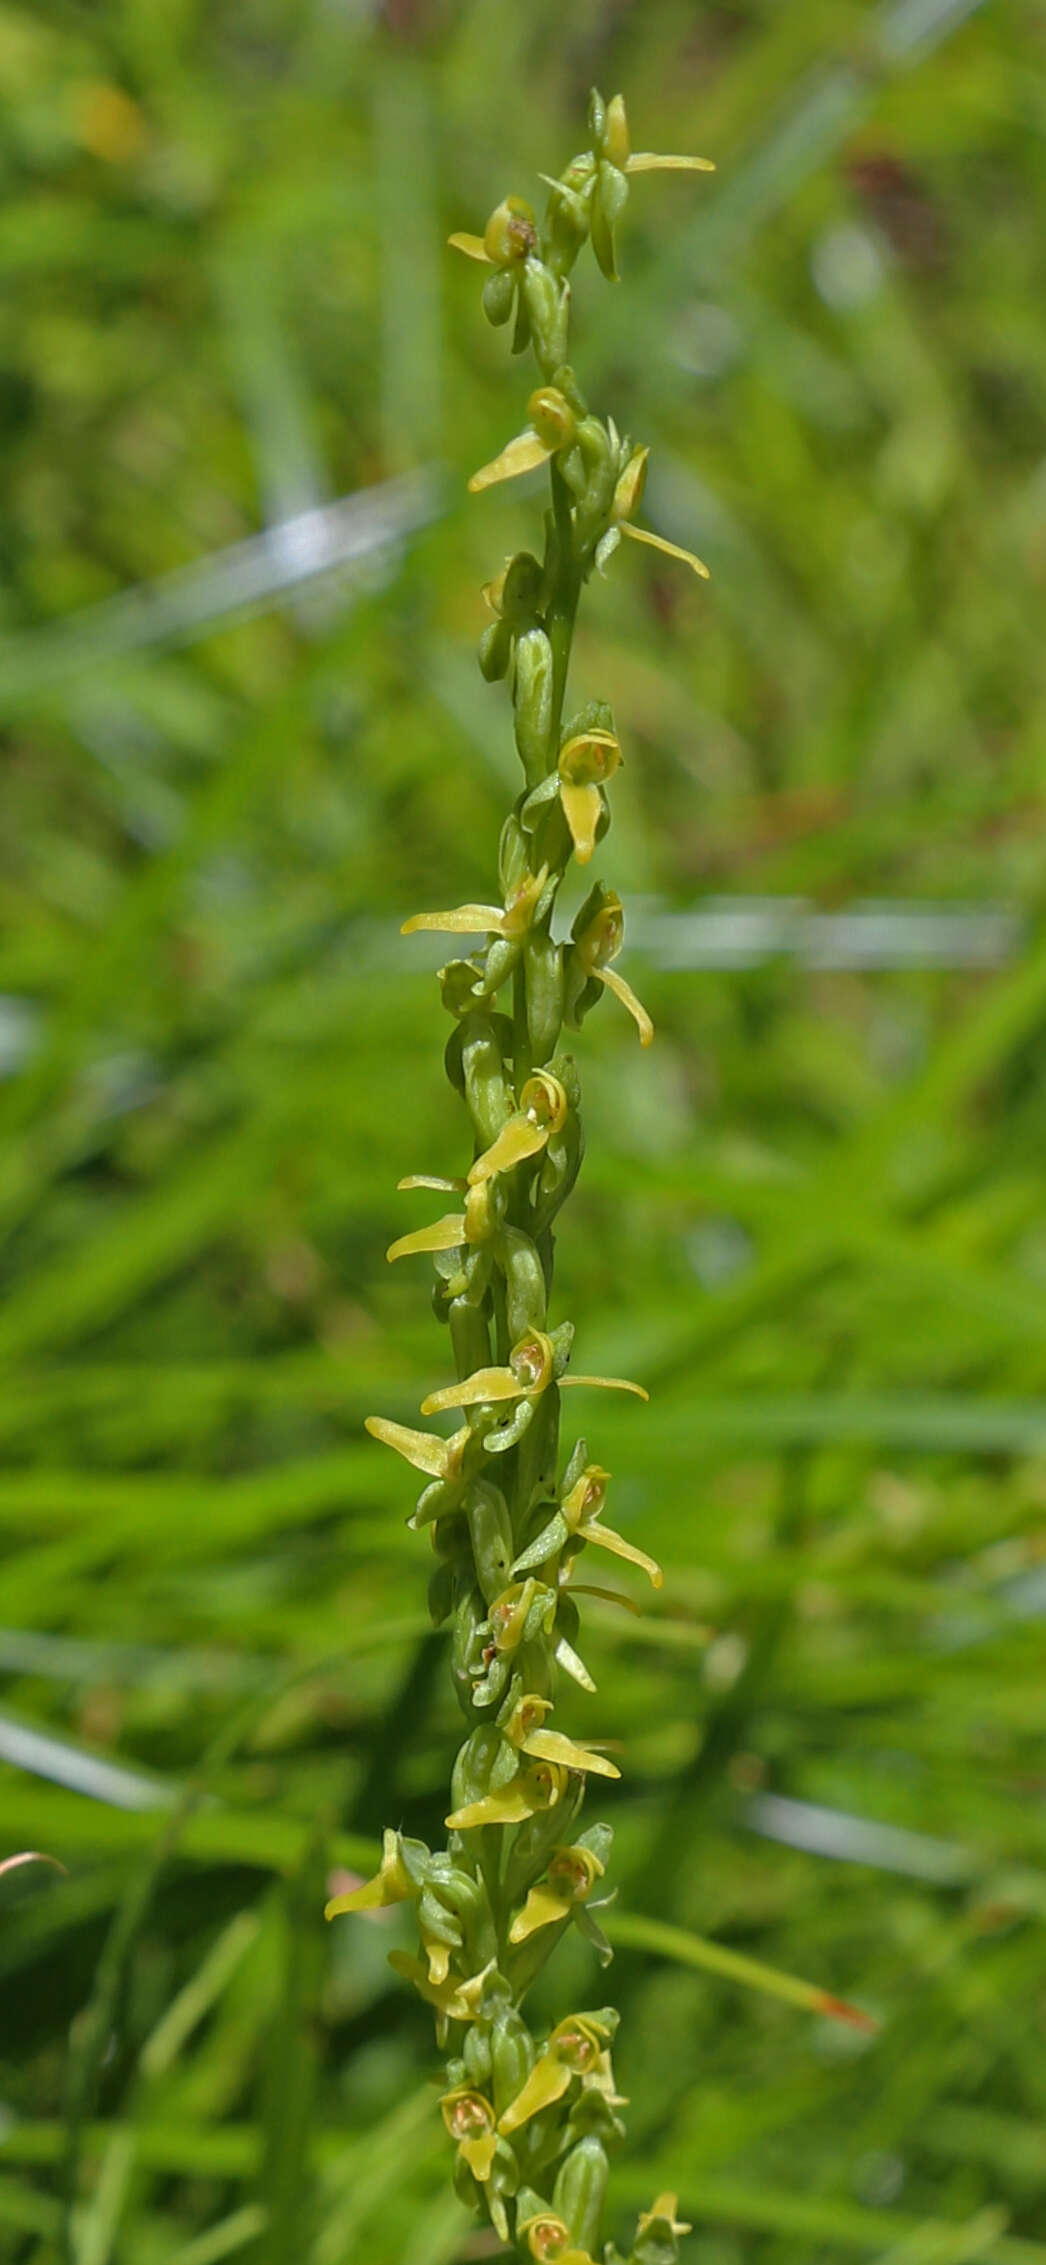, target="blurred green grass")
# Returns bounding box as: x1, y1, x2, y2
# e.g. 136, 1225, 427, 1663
2, 1, 1046, 2261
